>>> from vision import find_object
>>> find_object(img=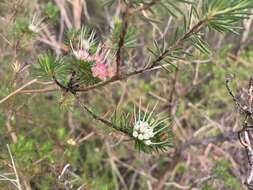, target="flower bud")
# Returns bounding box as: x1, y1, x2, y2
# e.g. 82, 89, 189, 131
133, 131, 138, 138
138, 134, 144, 140
145, 140, 152, 146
